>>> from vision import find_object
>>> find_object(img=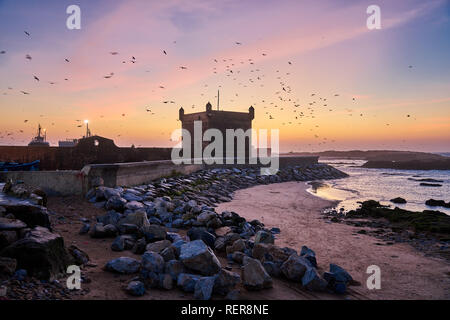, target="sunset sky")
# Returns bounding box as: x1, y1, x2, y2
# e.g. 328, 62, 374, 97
0, 0, 449, 152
